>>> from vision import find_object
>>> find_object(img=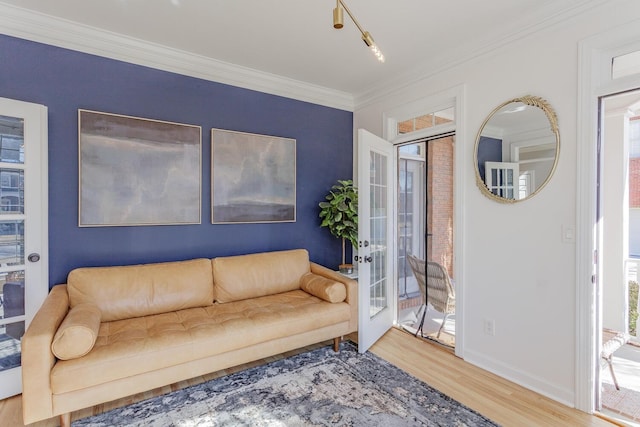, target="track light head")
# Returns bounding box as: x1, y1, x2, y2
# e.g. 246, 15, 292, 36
361, 31, 374, 47
362, 32, 385, 63
333, 6, 343, 29
332, 1, 384, 63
